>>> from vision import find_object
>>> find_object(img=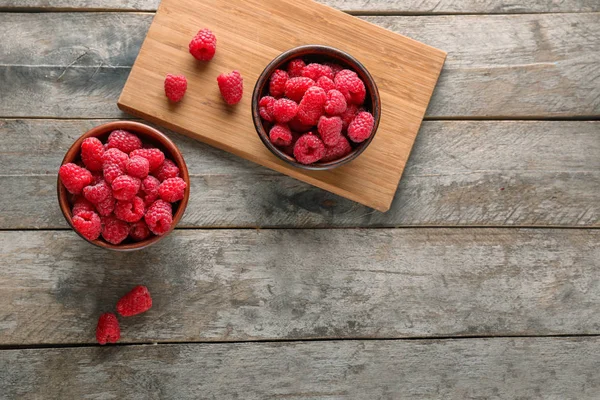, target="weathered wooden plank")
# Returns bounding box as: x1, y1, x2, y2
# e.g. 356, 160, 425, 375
1, 13, 598, 118
1, 119, 598, 228
1, 338, 599, 399
0, 229, 598, 344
